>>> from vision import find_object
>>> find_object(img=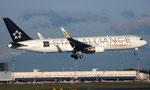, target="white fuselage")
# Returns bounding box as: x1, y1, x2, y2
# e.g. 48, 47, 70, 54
11, 35, 147, 53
